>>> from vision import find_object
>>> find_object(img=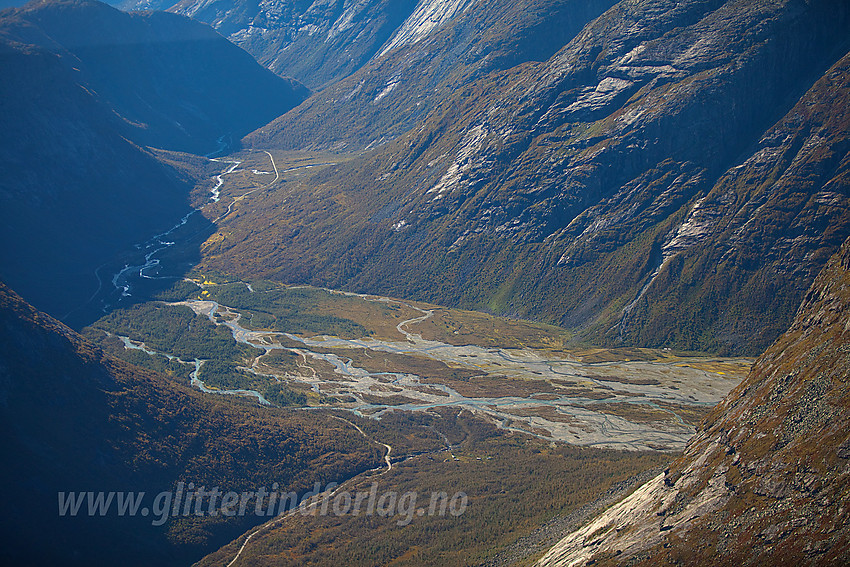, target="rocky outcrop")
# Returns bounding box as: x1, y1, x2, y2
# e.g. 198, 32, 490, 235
167, 0, 420, 89
246, 0, 617, 149
536, 235, 850, 565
